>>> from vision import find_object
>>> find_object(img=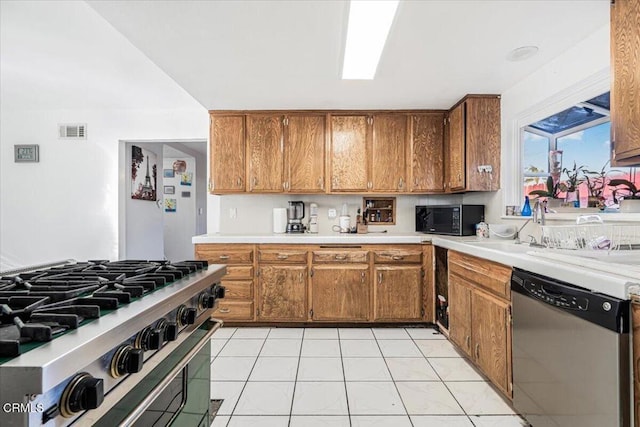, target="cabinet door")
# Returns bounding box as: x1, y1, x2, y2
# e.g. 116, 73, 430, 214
257, 265, 307, 321
374, 265, 422, 321
448, 274, 472, 357
465, 97, 501, 191
311, 265, 369, 321
472, 290, 510, 395
372, 114, 407, 192
611, 0, 640, 164
447, 103, 465, 192
286, 115, 326, 192
330, 115, 370, 192
210, 115, 245, 193
410, 113, 444, 192
632, 298, 640, 426
246, 115, 284, 192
